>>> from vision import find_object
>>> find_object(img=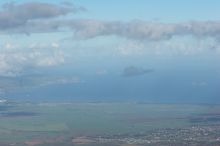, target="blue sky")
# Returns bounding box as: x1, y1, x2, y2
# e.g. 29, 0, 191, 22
0, 0, 219, 103
73, 0, 220, 21
2, 0, 220, 21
